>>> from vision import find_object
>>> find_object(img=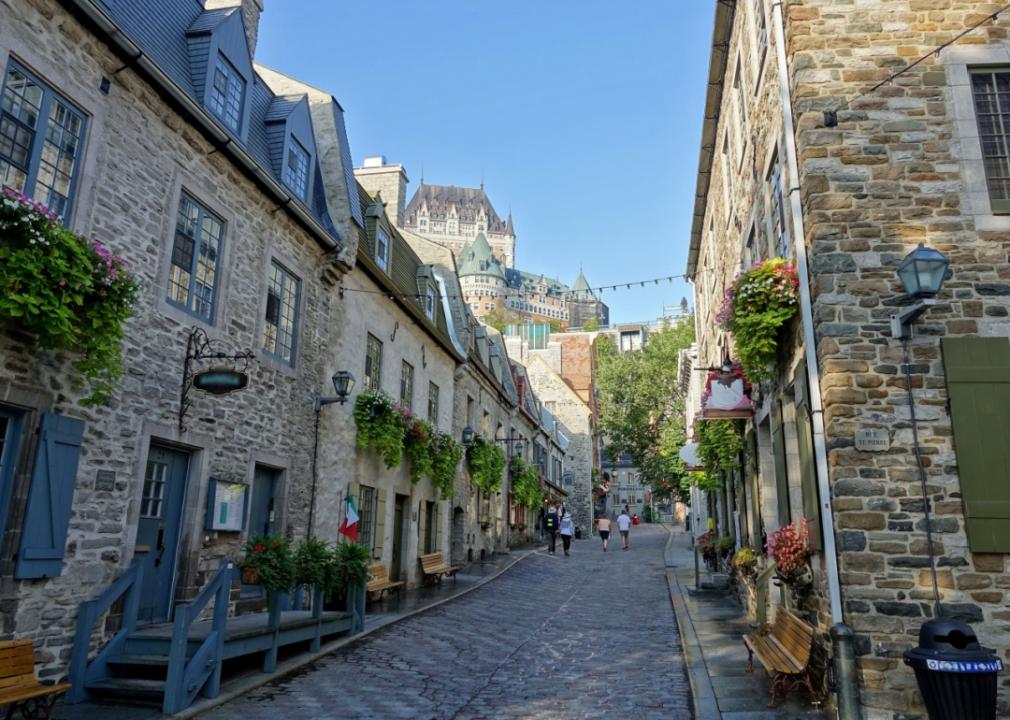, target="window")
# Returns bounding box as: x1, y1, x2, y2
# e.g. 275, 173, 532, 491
755, 0, 768, 73
208, 54, 245, 133
283, 138, 310, 200
427, 382, 439, 424
971, 69, 1010, 213
168, 194, 223, 321
263, 261, 300, 364
424, 501, 436, 553
400, 361, 414, 409
768, 150, 788, 257
364, 333, 382, 391
481, 410, 490, 436
425, 285, 437, 320
358, 485, 376, 551
721, 134, 733, 226
0, 60, 86, 220
0, 407, 22, 541
375, 228, 390, 271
